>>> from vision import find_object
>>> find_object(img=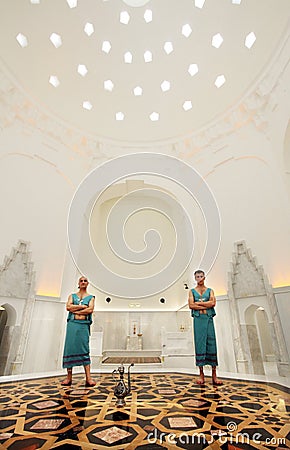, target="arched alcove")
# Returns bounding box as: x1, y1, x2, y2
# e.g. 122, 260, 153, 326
0, 240, 35, 375
244, 304, 276, 376
228, 241, 290, 377
0, 307, 8, 347
0, 303, 17, 375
